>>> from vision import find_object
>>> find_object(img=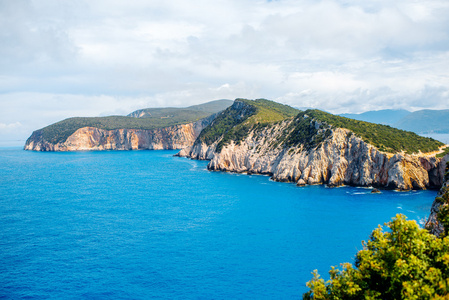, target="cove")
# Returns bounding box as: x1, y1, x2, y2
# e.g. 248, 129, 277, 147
0, 148, 437, 299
